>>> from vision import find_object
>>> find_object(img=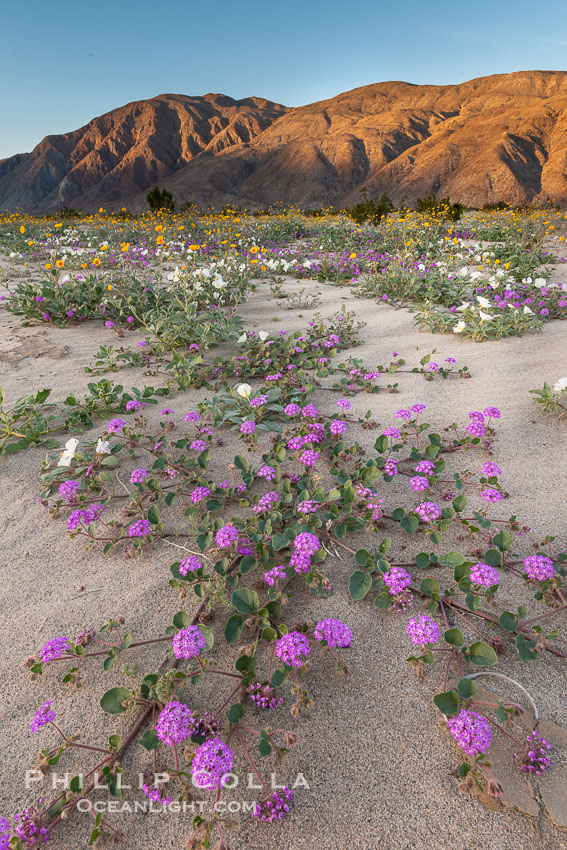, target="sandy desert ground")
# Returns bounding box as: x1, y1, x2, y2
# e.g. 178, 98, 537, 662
1, 264, 567, 850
